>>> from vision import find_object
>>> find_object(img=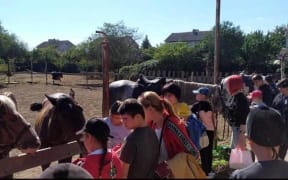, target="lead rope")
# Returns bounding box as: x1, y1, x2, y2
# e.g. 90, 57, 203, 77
109, 152, 117, 179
